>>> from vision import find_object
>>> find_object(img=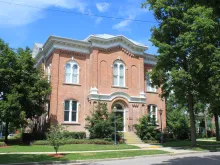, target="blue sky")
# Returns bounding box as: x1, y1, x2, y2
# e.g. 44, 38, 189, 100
0, 0, 158, 54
